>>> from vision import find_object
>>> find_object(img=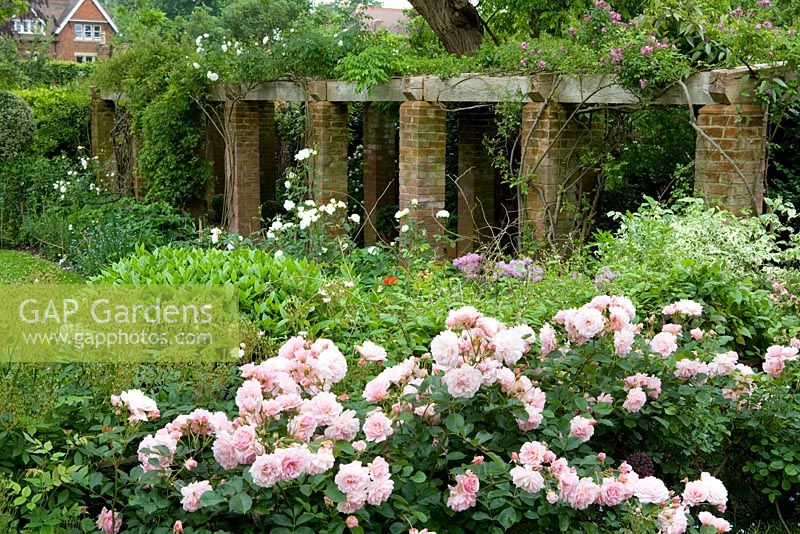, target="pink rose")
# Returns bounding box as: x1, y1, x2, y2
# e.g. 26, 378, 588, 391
212, 431, 239, 469
250, 454, 281, 487
681, 480, 709, 507
172, 520, 184, 533
650, 332, 677, 357
596, 478, 628, 506
356, 340, 388, 363
568, 415, 595, 443
539, 323, 558, 356
443, 365, 483, 398
363, 410, 394, 443
324, 409, 361, 441
446, 306, 482, 329
275, 446, 312, 480
180, 480, 212, 512
335, 461, 371, 494
519, 441, 550, 467
96, 507, 122, 534
690, 328, 704, 341
568, 477, 599, 510
634, 476, 669, 504
510, 465, 545, 493
657, 505, 688, 534
366, 476, 395, 504
430, 330, 462, 367
346, 516, 359, 529
623, 387, 647, 413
